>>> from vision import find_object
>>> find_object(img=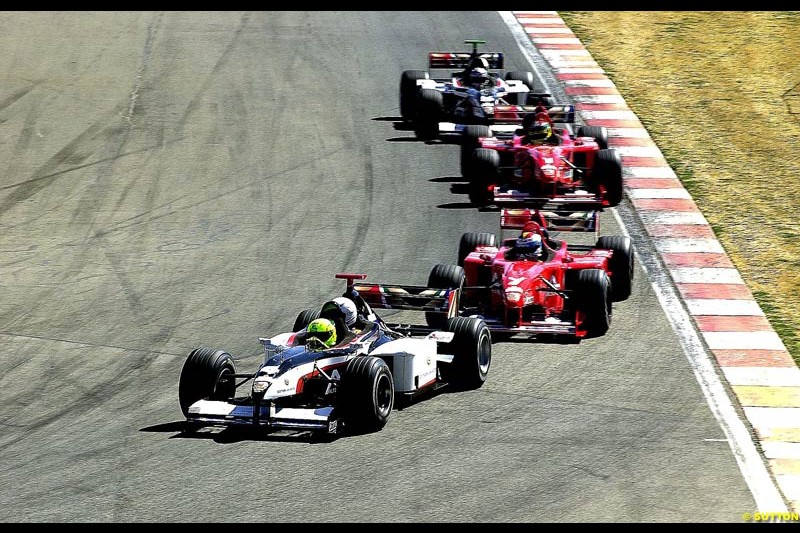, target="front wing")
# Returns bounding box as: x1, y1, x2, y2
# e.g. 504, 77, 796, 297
186, 399, 340, 434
